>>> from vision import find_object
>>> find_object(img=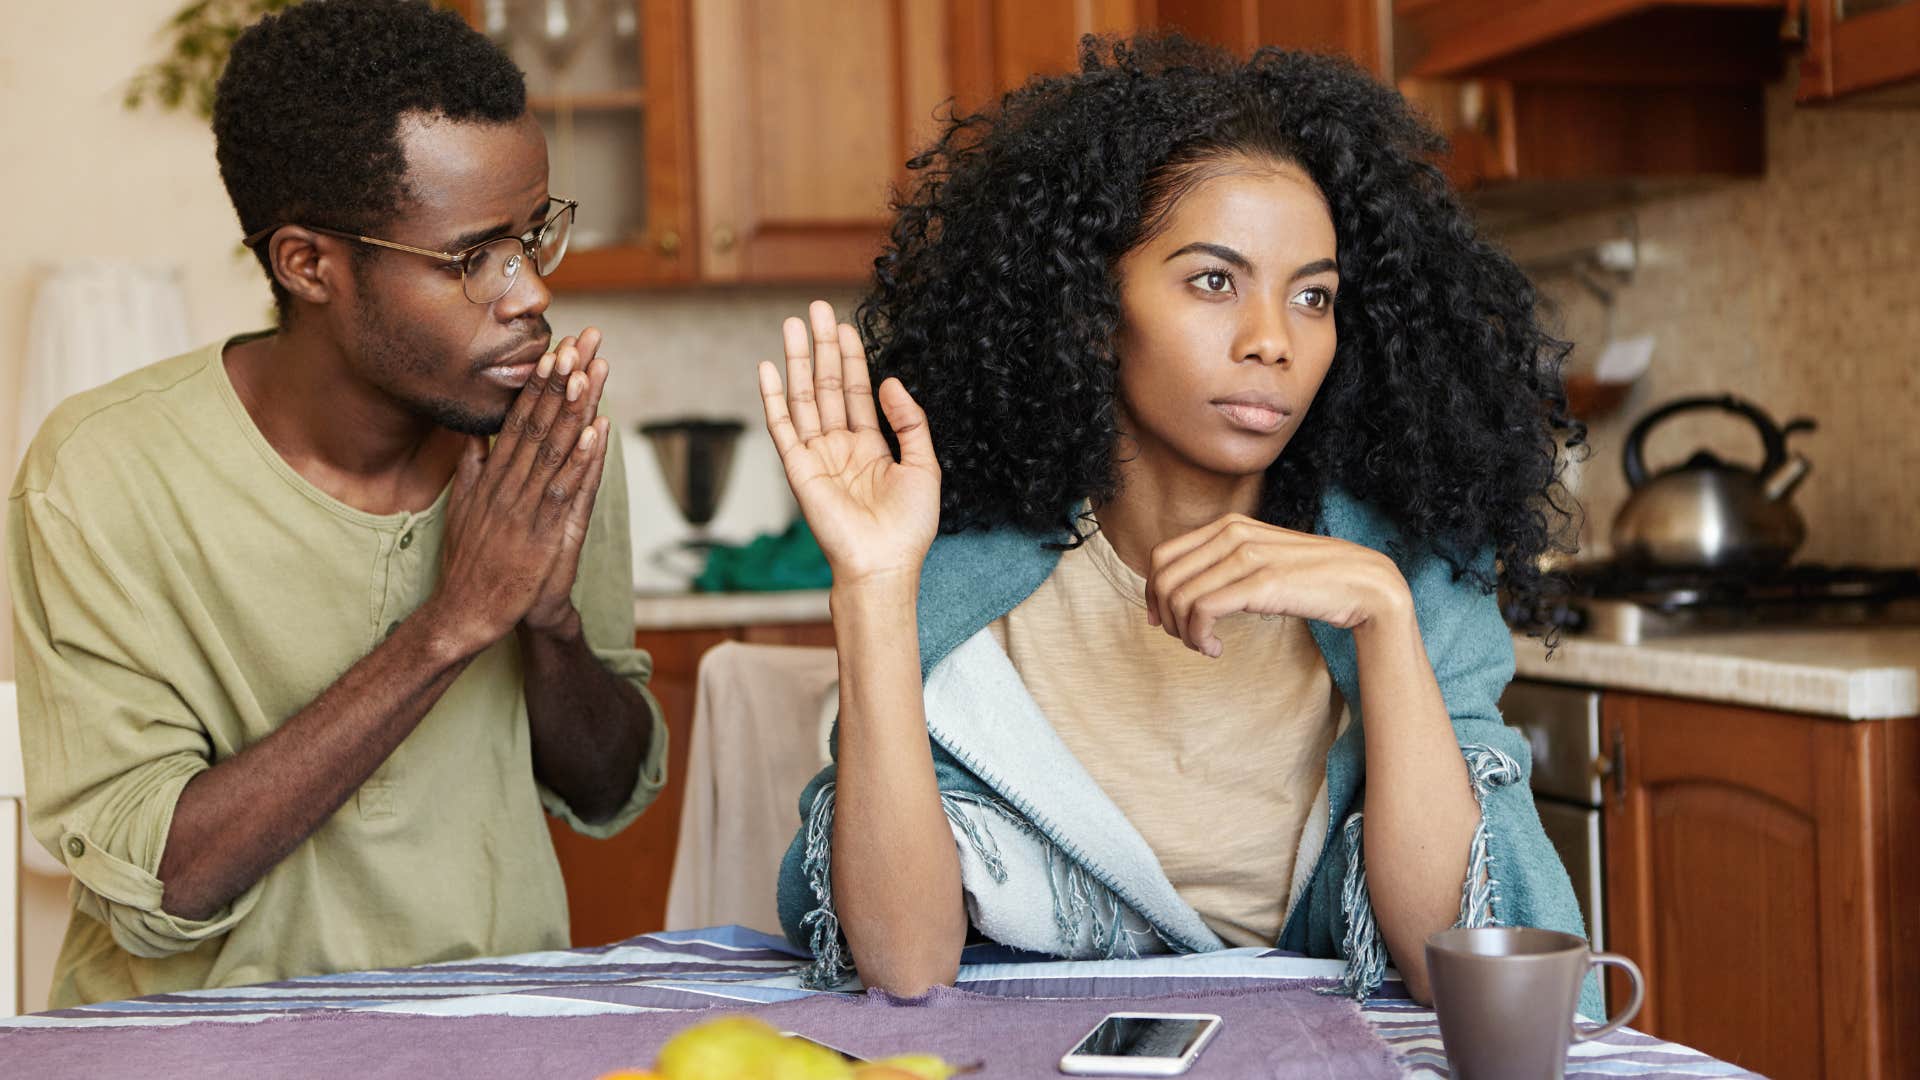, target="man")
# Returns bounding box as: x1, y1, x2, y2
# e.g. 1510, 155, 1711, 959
7, 0, 665, 1008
